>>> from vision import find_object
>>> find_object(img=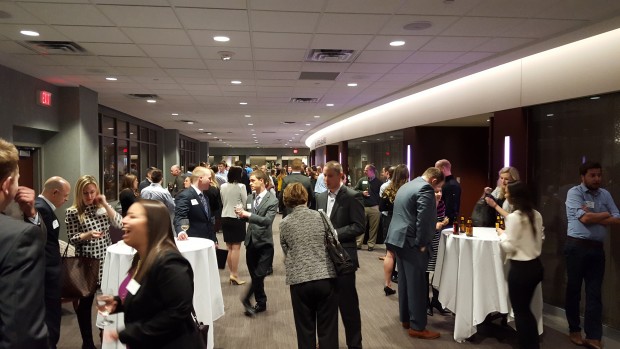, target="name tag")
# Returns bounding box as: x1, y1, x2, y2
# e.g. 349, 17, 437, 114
52, 219, 59, 229
247, 203, 252, 210
191, 199, 199, 206
362, 181, 368, 184
585, 201, 595, 209
127, 279, 141, 295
